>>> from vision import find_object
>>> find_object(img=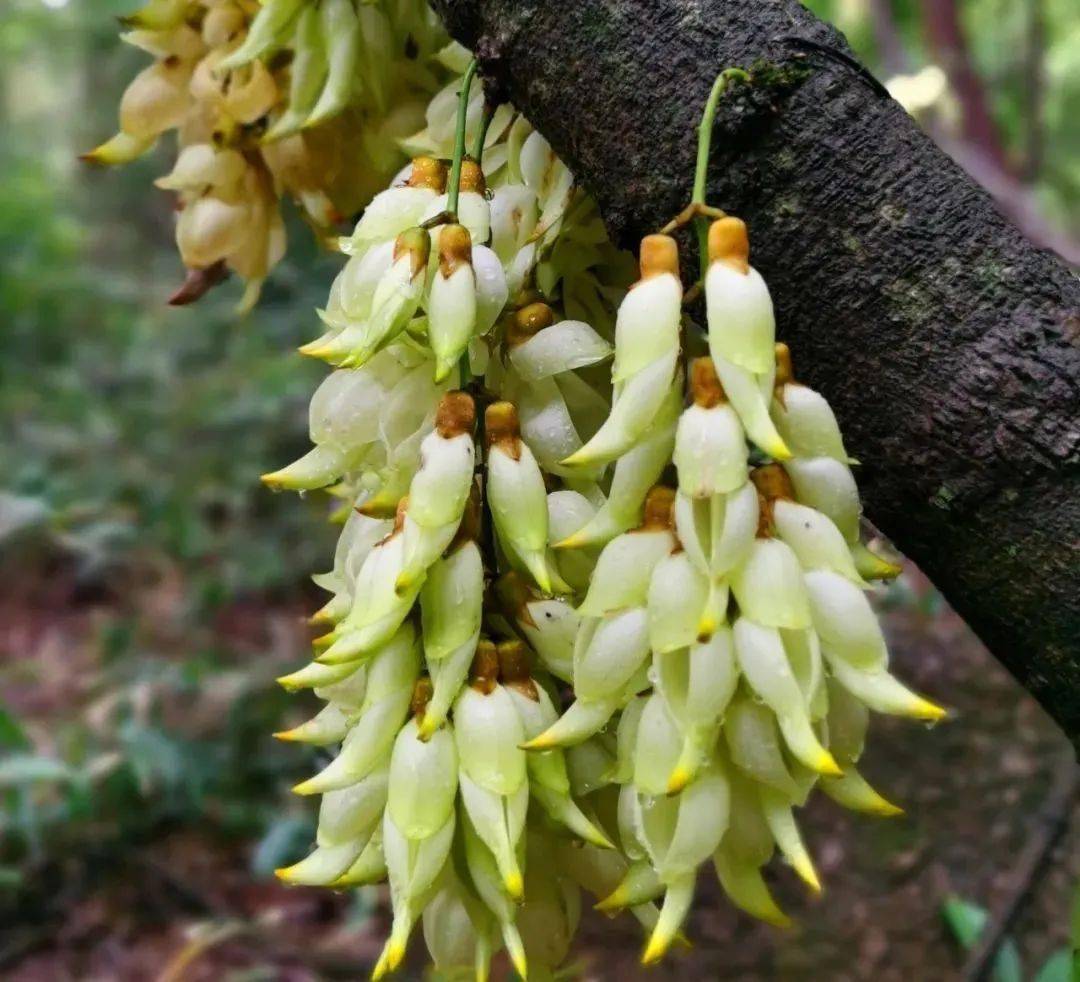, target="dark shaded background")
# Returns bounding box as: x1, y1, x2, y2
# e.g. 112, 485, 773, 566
1, 0, 1077, 978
